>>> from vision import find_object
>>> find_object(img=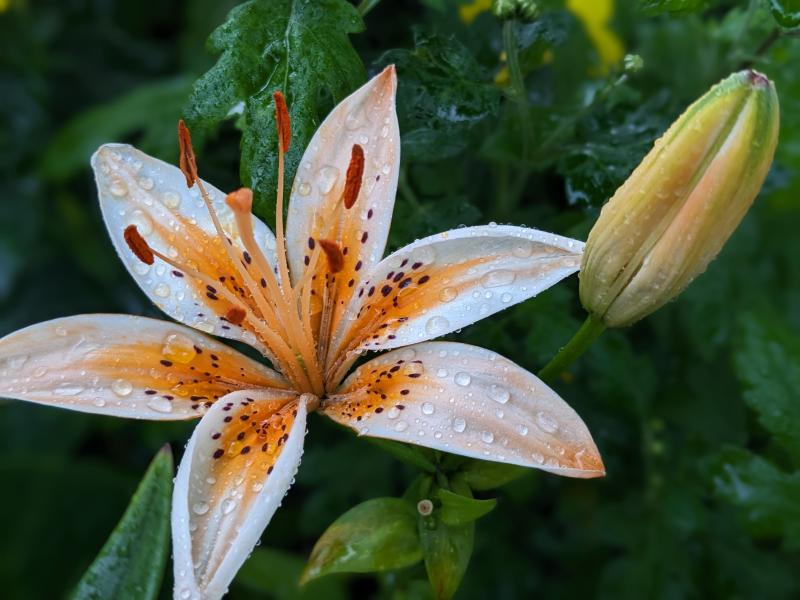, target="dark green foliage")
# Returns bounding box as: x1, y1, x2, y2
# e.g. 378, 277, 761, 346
70, 447, 173, 600
185, 0, 365, 222
2, 0, 800, 599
